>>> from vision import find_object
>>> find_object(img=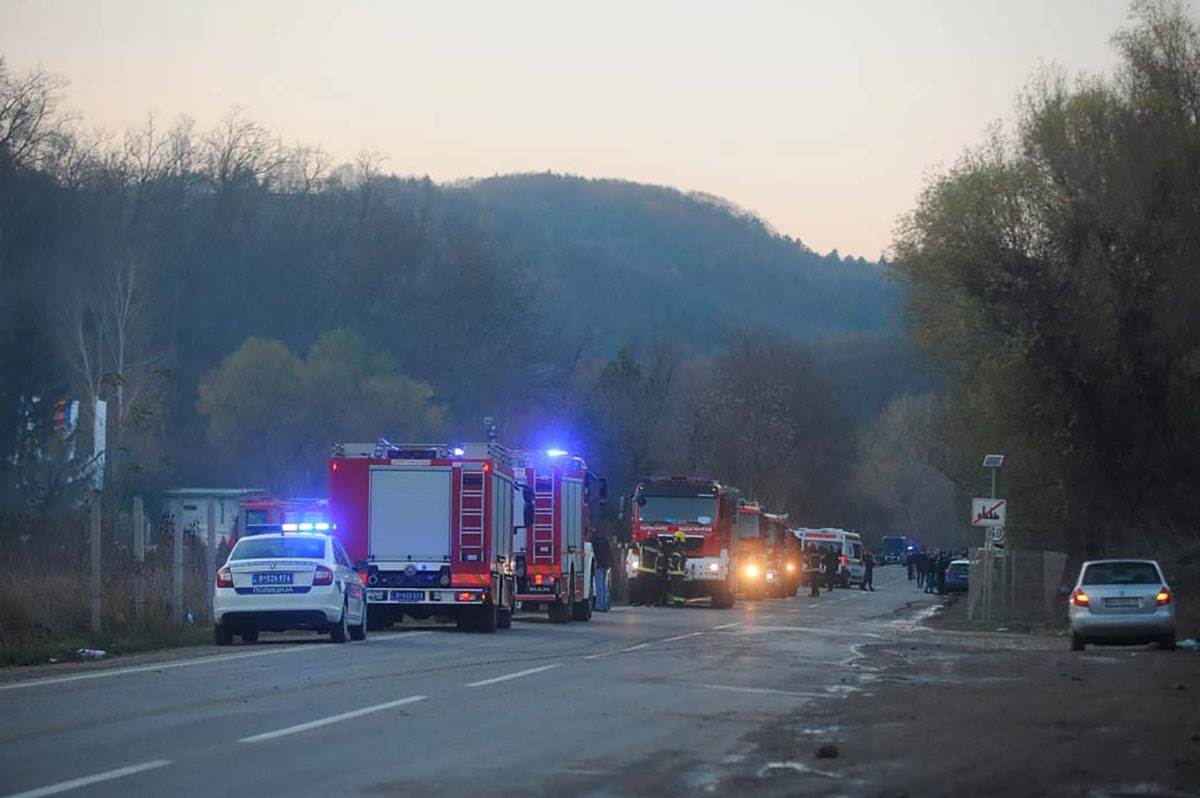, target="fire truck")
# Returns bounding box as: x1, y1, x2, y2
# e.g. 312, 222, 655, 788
236, 496, 330, 540
327, 441, 526, 633
762, 512, 800, 597
623, 476, 740, 608
735, 502, 769, 599
511, 449, 605, 623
